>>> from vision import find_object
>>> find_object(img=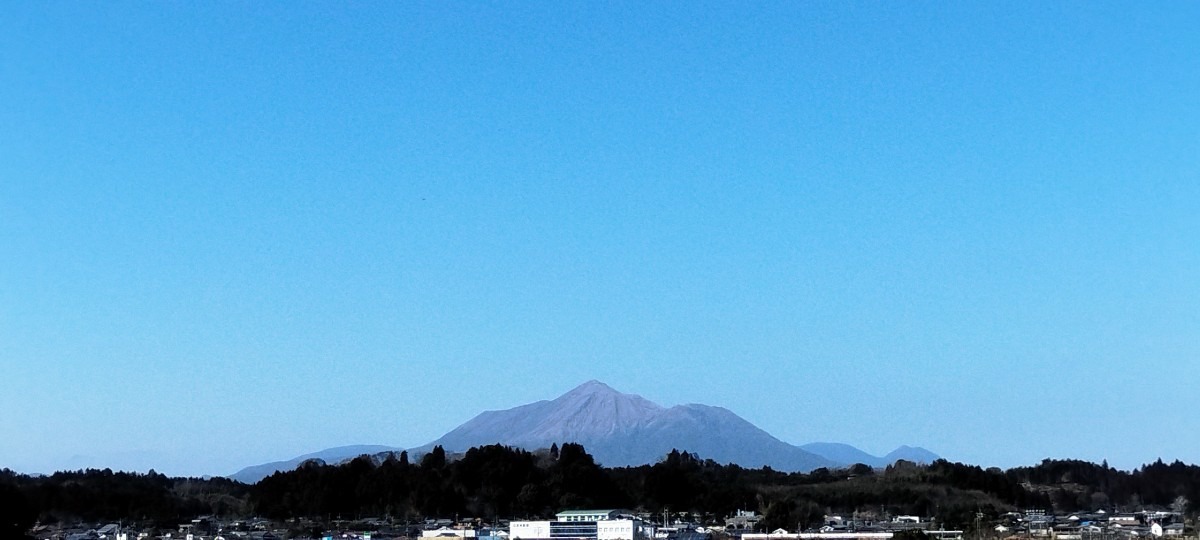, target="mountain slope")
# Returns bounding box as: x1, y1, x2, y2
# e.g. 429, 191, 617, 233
634, 404, 839, 471
229, 445, 397, 484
